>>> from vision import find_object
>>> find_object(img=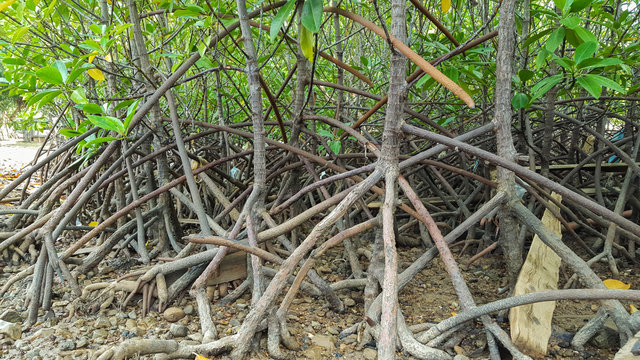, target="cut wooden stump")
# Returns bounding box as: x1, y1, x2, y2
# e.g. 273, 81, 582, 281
206, 251, 247, 286
510, 192, 563, 356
